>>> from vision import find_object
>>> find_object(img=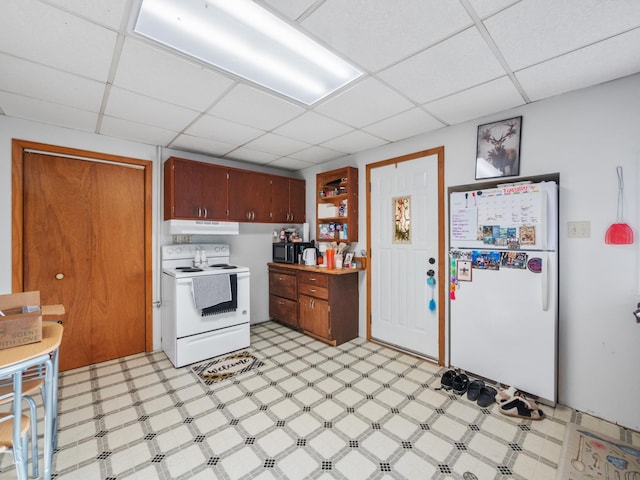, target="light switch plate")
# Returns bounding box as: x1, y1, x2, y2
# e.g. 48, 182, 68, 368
568, 221, 591, 238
